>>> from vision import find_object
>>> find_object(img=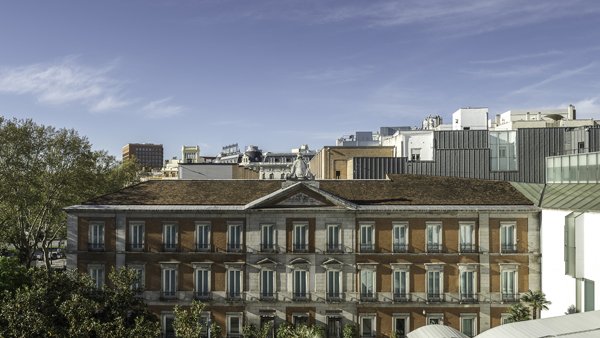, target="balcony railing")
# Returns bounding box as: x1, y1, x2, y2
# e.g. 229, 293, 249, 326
460, 293, 478, 303
327, 292, 342, 302
360, 243, 375, 253
226, 292, 243, 301
360, 292, 377, 302
426, 243, 442, 253
162, 243, 178, 252
88, 242, 105, 251
460, 243, 478, 253
260, 243, 276, 252
393, 243, 408, 253
195, 243, 211, 252
195, 291, 212, 301
260, 292, 276, 301
502, 293, 519, 303
326, 244, 344, 253
427, 293, 443, 302
161, 290, 177, 300
127, 243, 144, 251
393, 292, 410, 302
501, 244, 517, 253
292, 292, 310, 301
293, 243, 308, 252
227, 243, 243, 252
